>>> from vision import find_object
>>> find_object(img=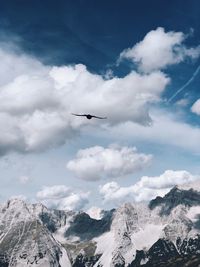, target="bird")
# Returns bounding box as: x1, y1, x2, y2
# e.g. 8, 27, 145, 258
71, 113, 107, 120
